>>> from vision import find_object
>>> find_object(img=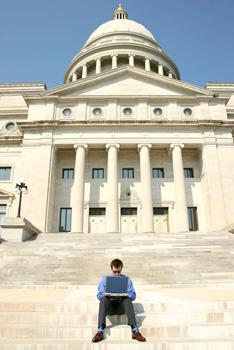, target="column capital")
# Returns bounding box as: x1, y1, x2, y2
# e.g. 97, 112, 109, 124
170, 144, 184, 150
144, 57, 151, 61
74, 144, 88, 152
138, 144, 152, 151
106, 144, 120, 151
111, 54, 118, 58
128, 54, 135, 57
95, 57, 102, 62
